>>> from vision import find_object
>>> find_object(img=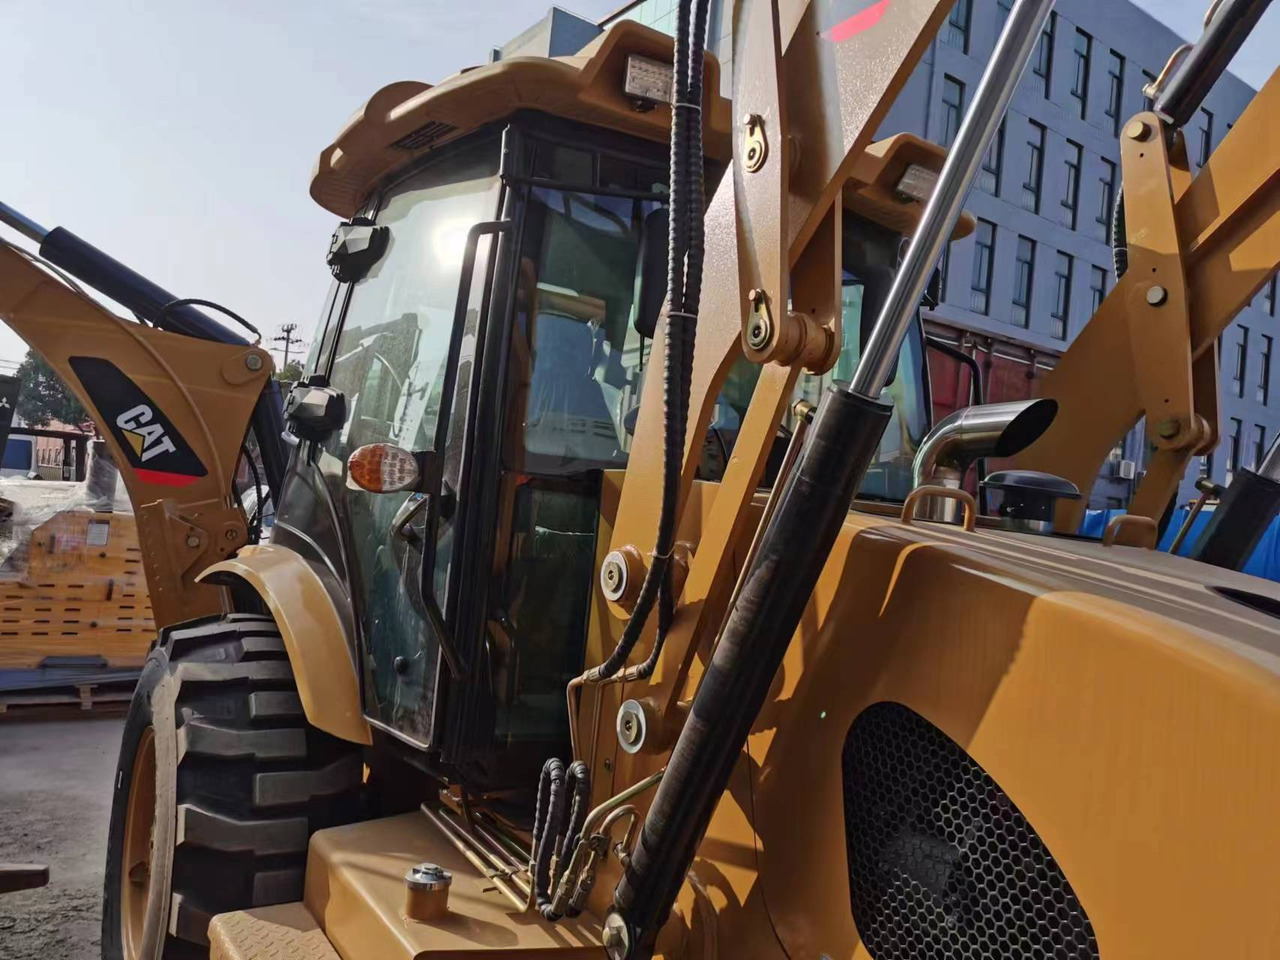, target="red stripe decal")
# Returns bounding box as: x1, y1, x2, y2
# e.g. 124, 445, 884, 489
825, 0, 892, 42
136, 467, 200, 488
